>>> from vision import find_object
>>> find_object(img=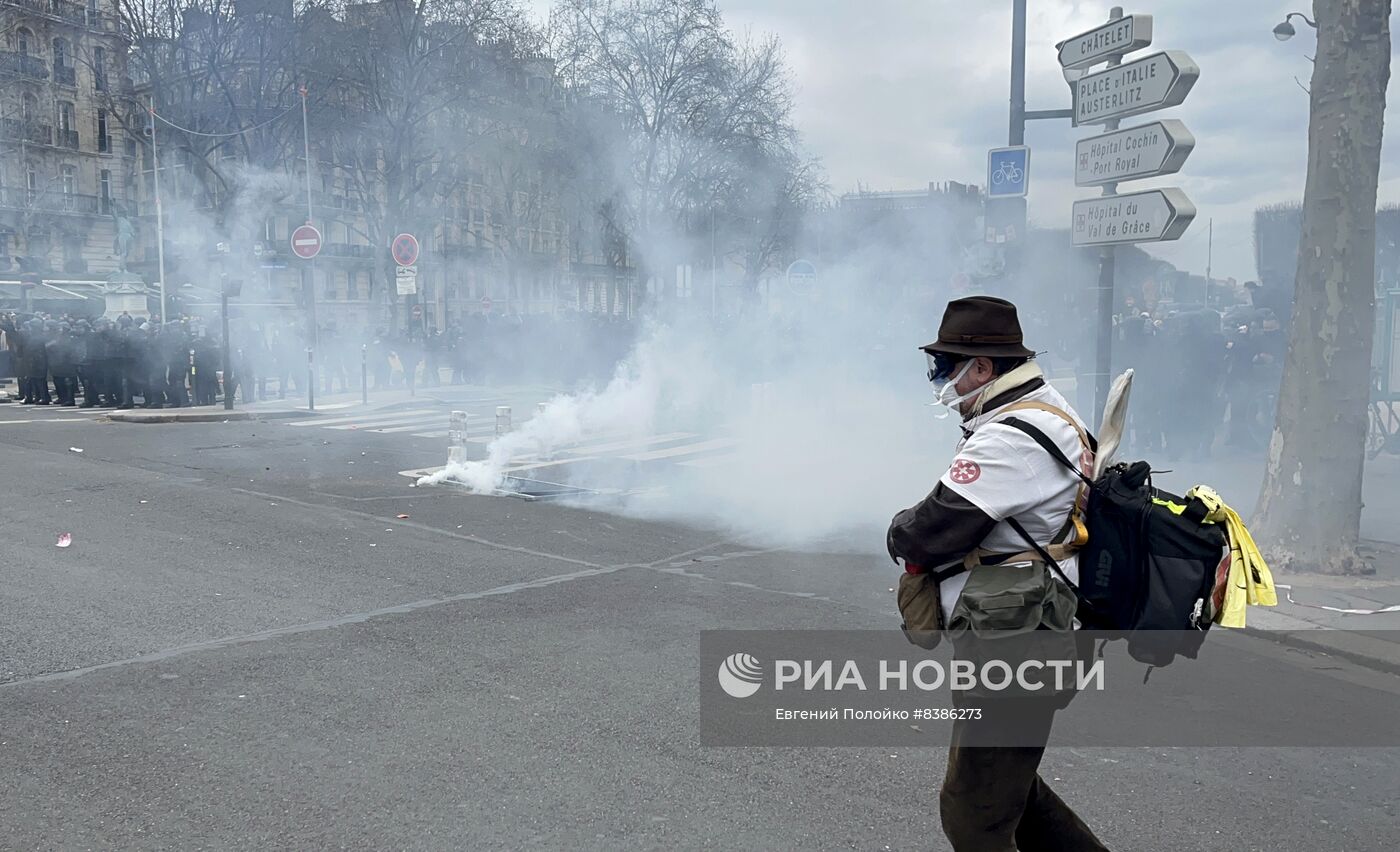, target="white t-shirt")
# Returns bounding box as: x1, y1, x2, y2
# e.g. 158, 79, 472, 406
935, 383, 1092, 621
